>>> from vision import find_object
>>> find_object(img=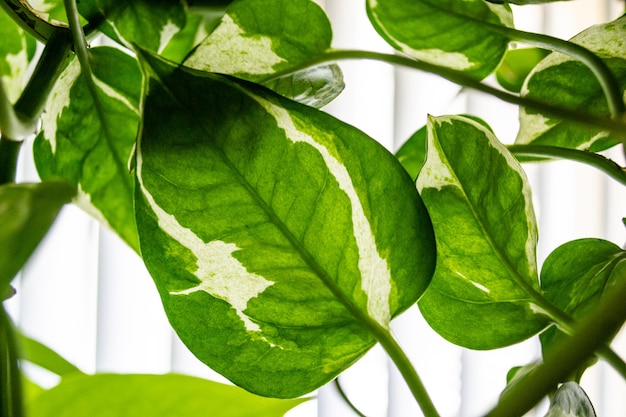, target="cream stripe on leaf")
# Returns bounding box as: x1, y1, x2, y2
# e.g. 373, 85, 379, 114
416, 115, 547, 350
134, 48, 435, 398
